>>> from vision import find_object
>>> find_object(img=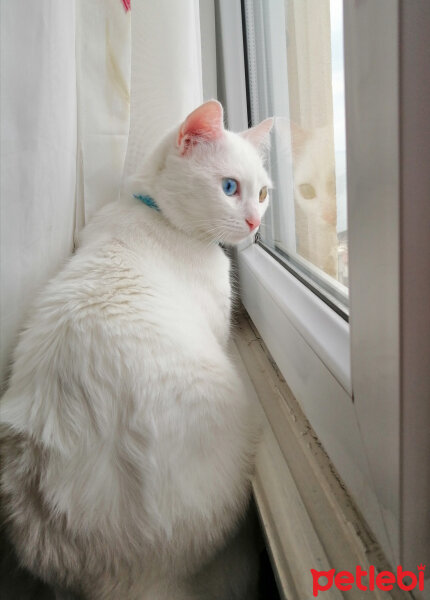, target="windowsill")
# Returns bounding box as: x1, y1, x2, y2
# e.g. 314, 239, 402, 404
238, 243, 351, 394
232, 308, 410, 600
236, 243, 398, 560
